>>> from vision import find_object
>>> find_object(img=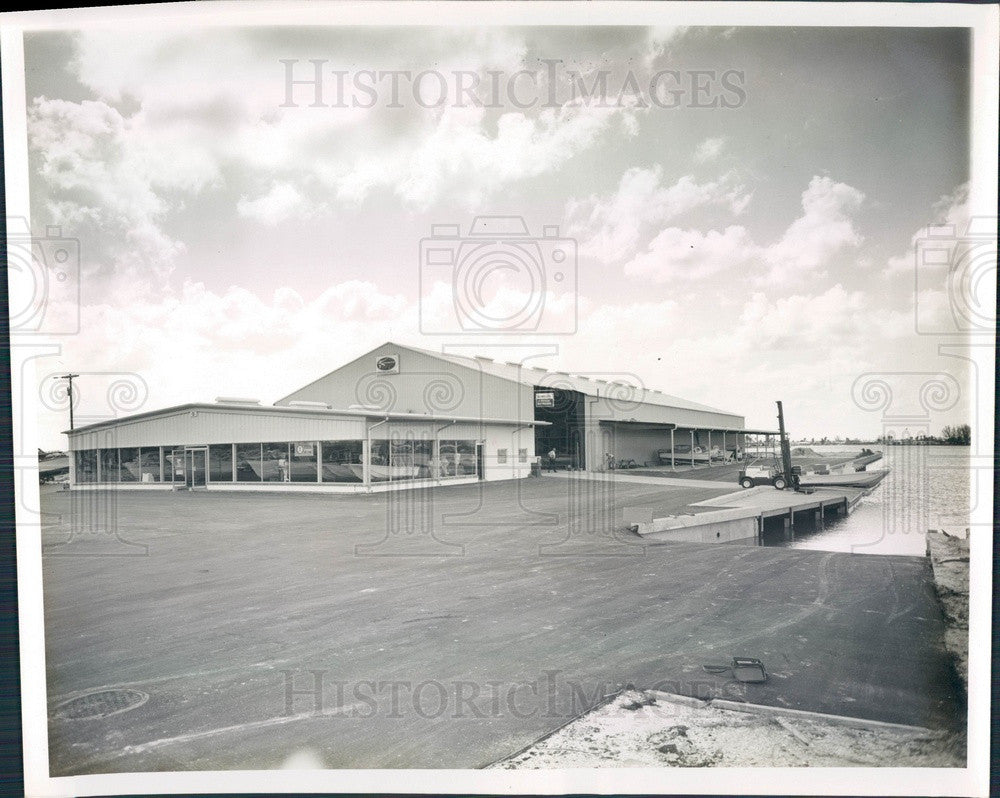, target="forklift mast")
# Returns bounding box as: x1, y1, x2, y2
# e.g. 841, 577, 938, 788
776, 401, 795, 486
